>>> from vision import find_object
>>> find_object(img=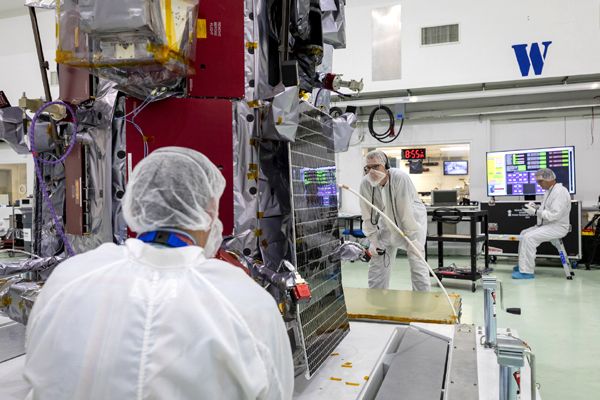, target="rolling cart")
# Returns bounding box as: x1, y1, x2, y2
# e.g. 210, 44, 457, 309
426, 209, 489, 292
